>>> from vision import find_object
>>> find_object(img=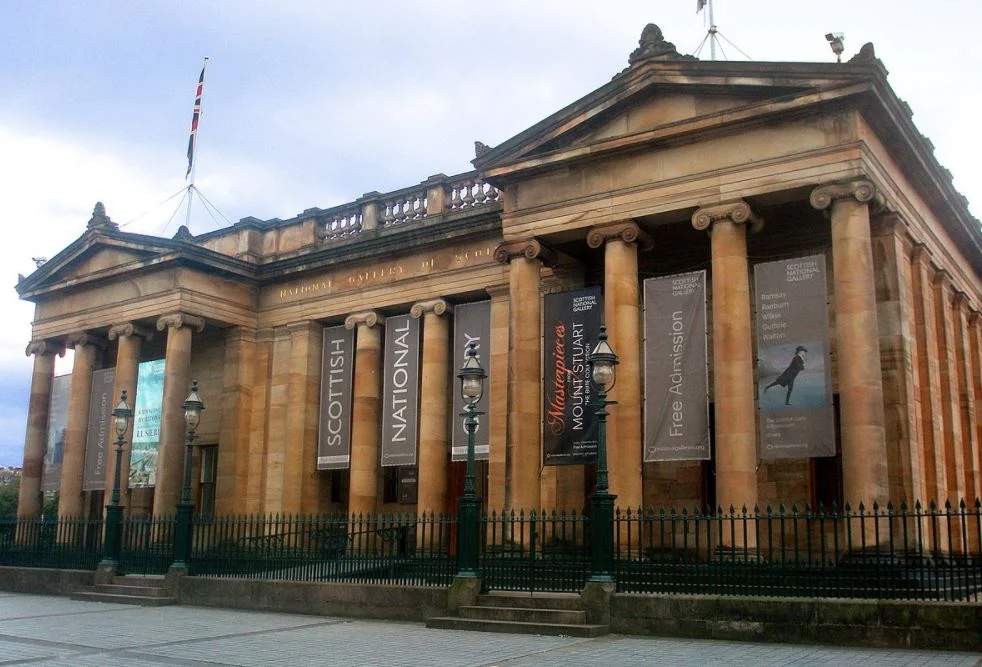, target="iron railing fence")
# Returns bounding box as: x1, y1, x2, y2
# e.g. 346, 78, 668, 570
188, 512, 455, 586
118, 514, 176, 576
614, 500, 982, 601
480, 508, 590, 593
0, 516, 104, 570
